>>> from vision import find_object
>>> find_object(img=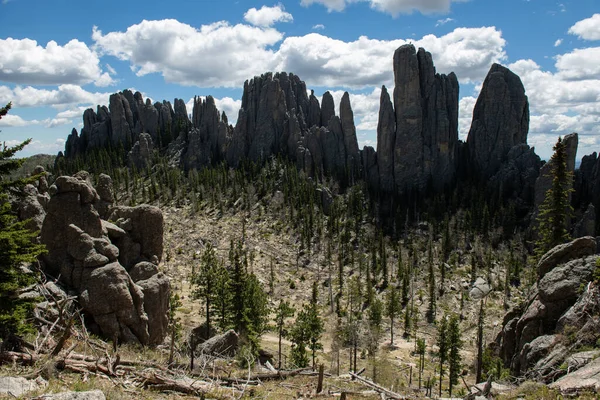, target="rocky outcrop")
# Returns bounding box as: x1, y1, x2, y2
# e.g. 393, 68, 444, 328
376, 44, 459, 194
467, 63, 530, 180
495, 237, 599, 376
537, 236, 596, 278
170, 96, 232, 171
534, 133, 578, 208
39, 172, 169, 346
128, 132, 154, 171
